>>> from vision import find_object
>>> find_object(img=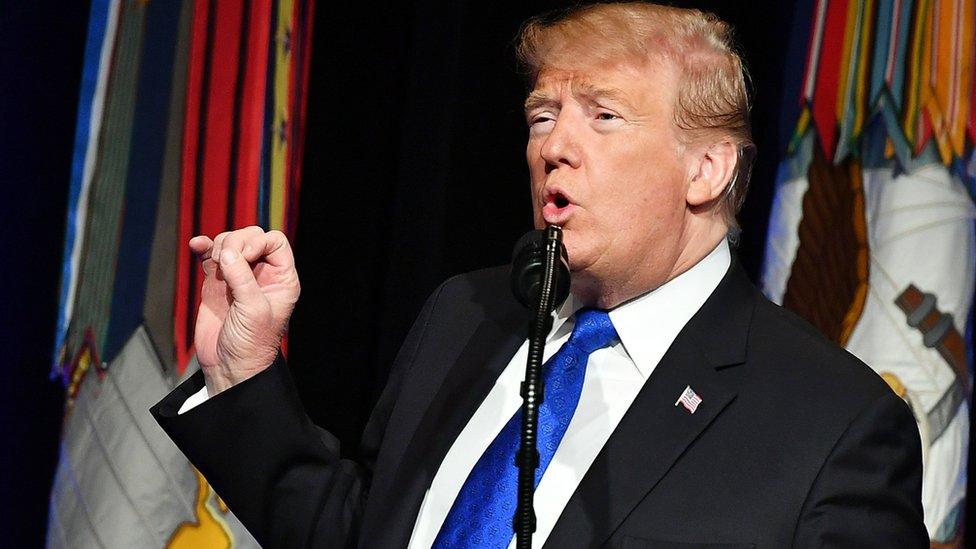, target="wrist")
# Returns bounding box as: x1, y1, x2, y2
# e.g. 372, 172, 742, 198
202, 352, 278, 397
203, 371, 236, 397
